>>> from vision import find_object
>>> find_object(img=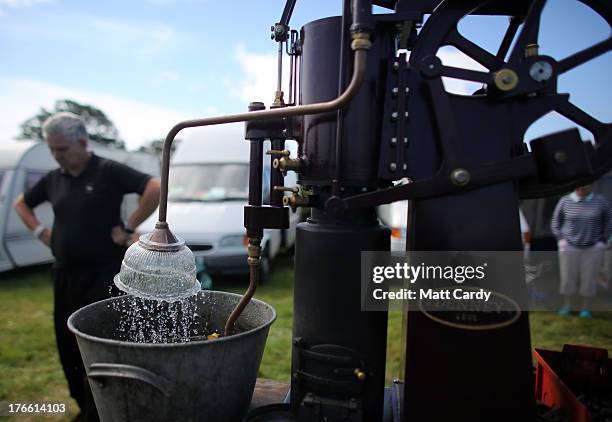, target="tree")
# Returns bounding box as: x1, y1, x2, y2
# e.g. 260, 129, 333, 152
18, 99, 125, 149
